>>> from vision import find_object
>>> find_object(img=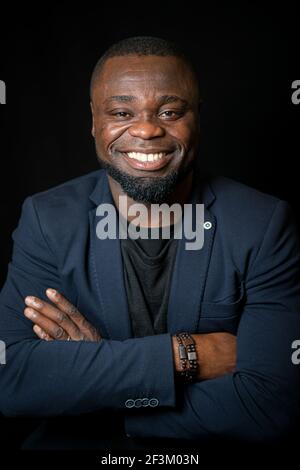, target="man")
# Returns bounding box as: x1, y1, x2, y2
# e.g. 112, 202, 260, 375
0, 36, 300, 449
